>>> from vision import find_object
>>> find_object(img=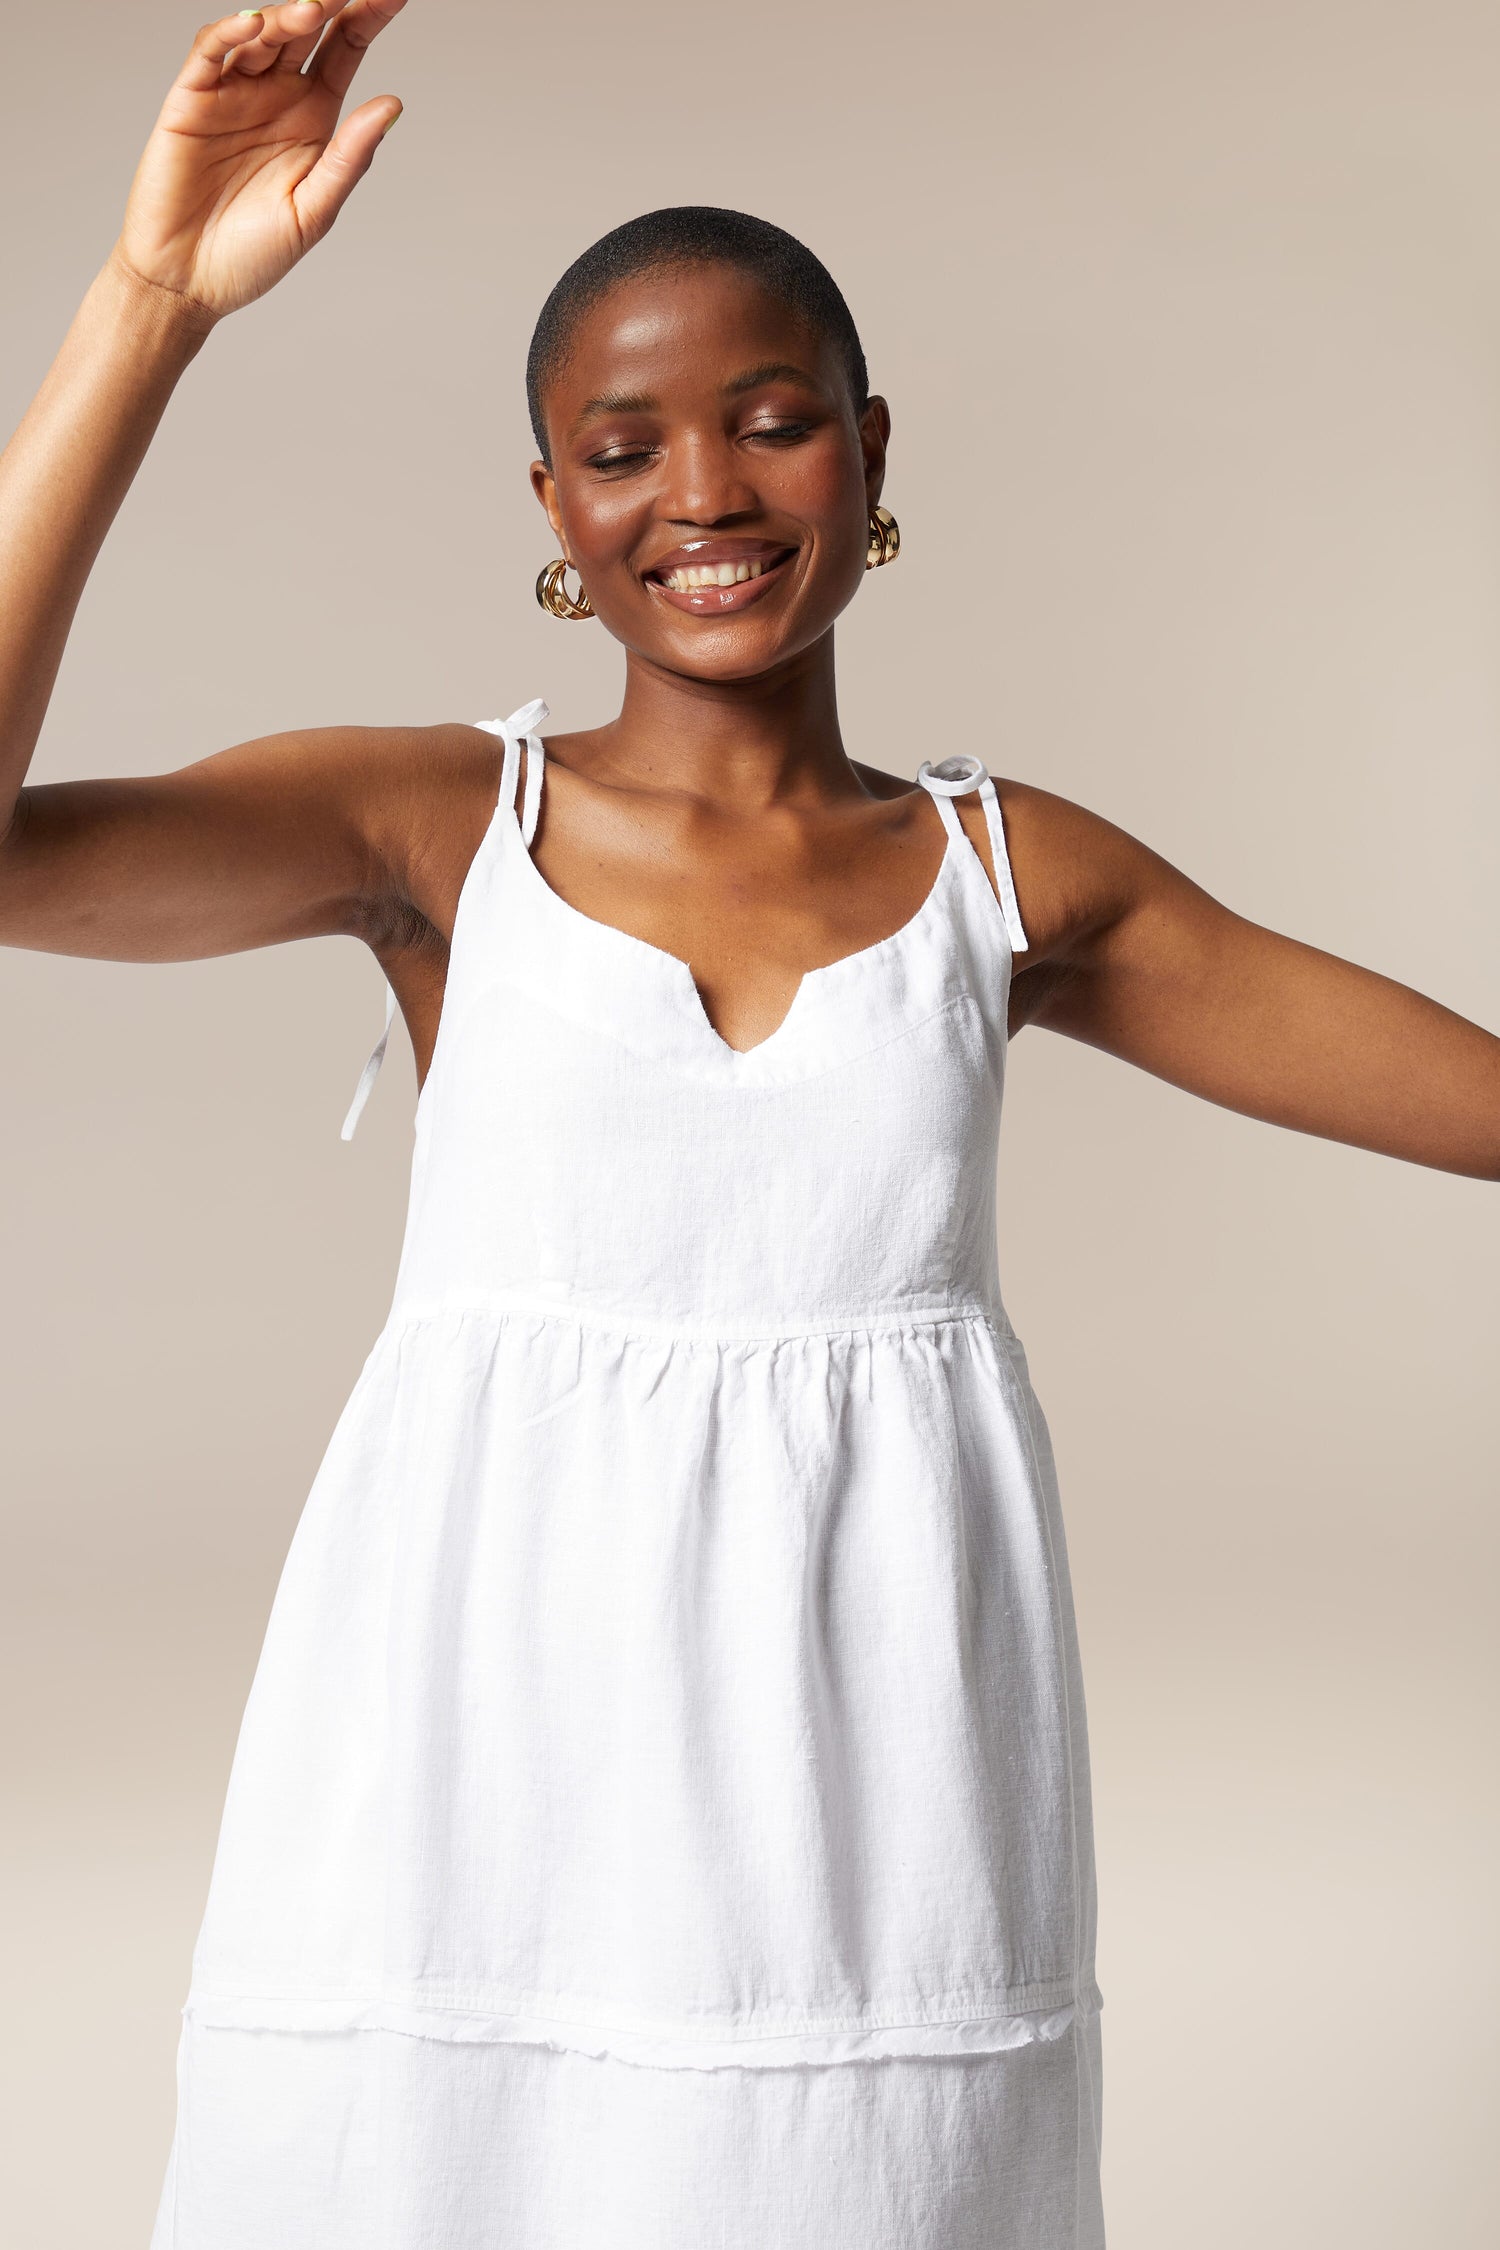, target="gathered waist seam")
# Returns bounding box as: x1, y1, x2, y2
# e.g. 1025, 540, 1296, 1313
377, 1291, 1017, 1349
